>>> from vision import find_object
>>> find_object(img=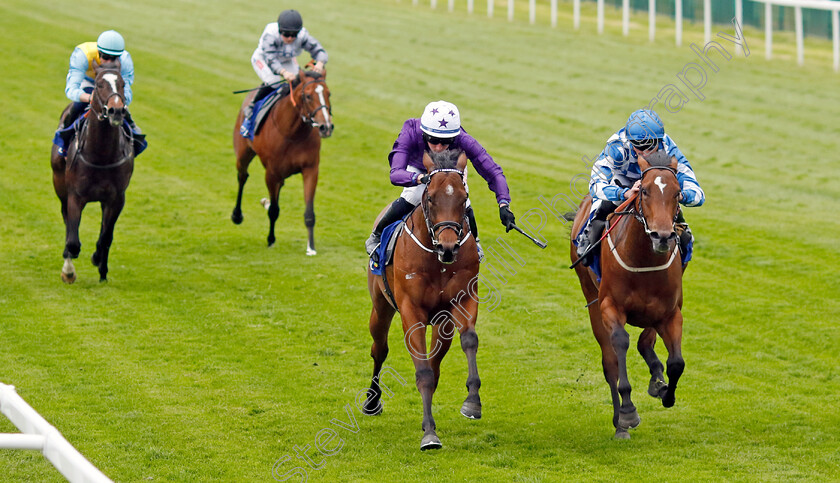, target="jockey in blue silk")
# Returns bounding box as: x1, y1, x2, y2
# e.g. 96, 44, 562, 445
576, 108, 704, 267
59, 30, 143, 158
365, 100, 517, 261
239, 9, 328, 137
